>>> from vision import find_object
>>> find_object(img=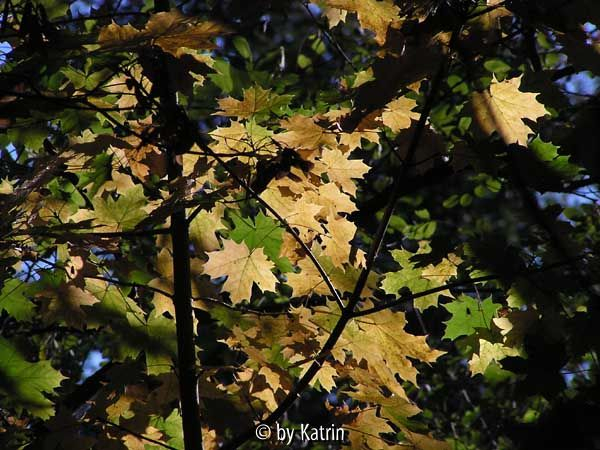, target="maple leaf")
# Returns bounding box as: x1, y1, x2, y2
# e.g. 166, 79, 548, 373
381, 95, 420, 132
341, 364, 419, 418
342, 308, 444, 385
148, 247, 206, 316
469, 339, 519, 376
337, 111, 381, 150
133, 313, 178, 375
303, 305, 443, 385
471, 75, 548, 145
0, 278, 38, 321
493, 309, 538, 347
73, 185, 148, 232
37, 282, 99, 329
305, 182, 357, 219
321, 217, 357, 266
320, 0, 402, 45
443, 295, 500, 340
381, 249, 461, 309
274, 115, 337, 150
98, 11, 227, 56
260, 183, 324, 240
345, 408, 395, 449
229, 211, 293, 272
286, 248, 375, 298
313, 148, 370, 197
215, 85, 292, 119
0, 338, 65, 419
189, 204, 226, 252
203, 239, 278, 304
210, 120, 276, 159
286, 256, 336, 297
